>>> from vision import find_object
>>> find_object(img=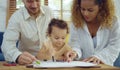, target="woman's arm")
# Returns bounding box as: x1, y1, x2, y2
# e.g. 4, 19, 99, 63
68, 23, 82, 60
94, 19, 120, 65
